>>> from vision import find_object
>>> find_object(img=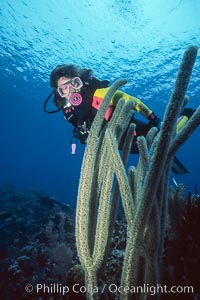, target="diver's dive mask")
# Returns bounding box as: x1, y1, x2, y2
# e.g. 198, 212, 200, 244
44, 76, 84, 114
57, 77, 83, 98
